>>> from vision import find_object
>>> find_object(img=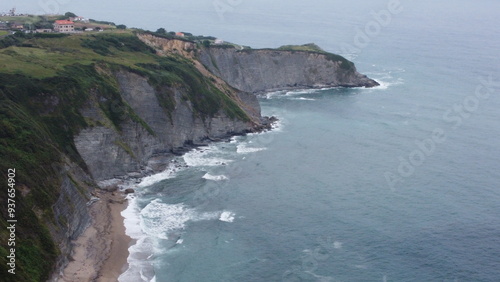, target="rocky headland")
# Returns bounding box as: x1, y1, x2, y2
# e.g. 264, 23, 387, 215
0, 29, 378, 281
